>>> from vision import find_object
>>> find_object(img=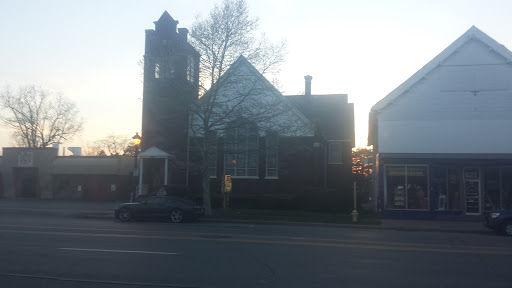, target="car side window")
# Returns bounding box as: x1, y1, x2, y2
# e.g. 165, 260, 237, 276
146, 197, 165, 205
